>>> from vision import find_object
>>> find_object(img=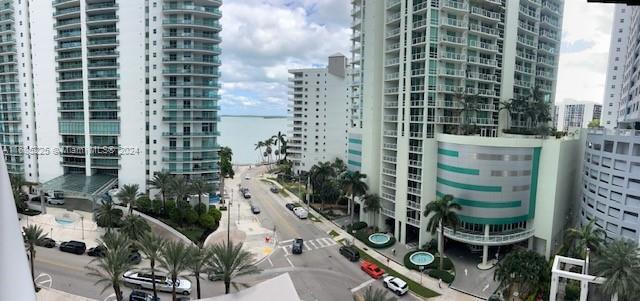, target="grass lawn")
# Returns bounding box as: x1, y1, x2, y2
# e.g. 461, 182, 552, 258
328, 230, 339, 237
354, 246, 440, 299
